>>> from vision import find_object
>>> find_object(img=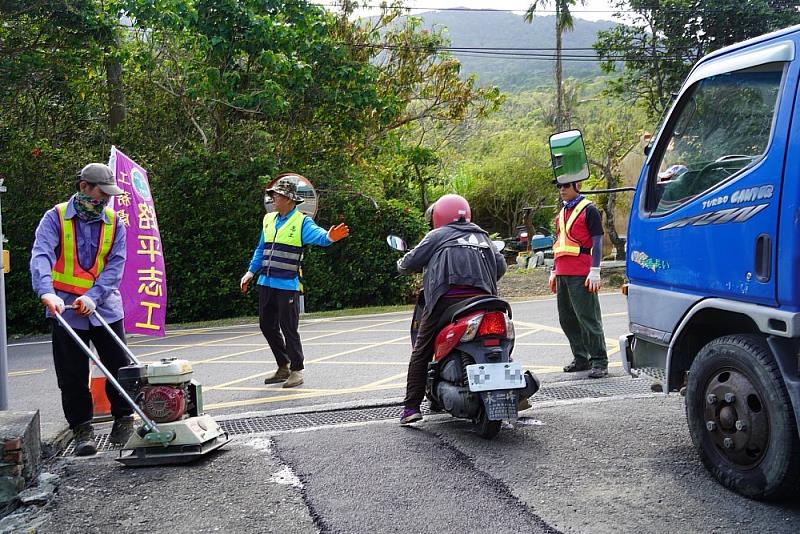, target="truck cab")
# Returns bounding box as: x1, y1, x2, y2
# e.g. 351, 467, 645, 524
550, 25, 800, 500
